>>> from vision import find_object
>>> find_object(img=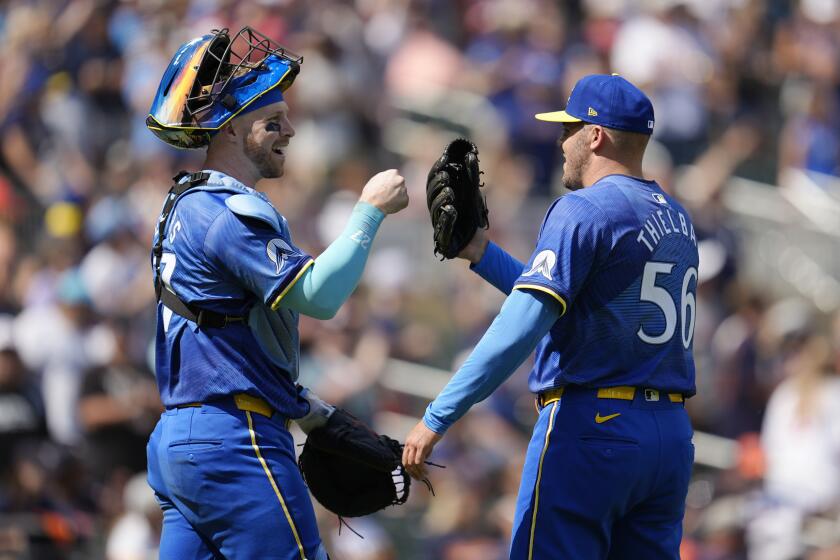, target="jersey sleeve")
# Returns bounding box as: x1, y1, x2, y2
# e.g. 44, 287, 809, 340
512, 194, 610, 316
204, 208, 313, 307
